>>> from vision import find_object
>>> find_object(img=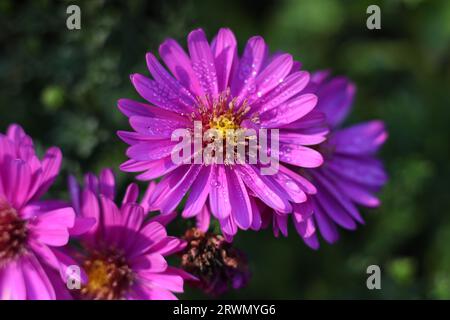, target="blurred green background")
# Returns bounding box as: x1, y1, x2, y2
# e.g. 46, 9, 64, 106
1, 0, 449, 299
